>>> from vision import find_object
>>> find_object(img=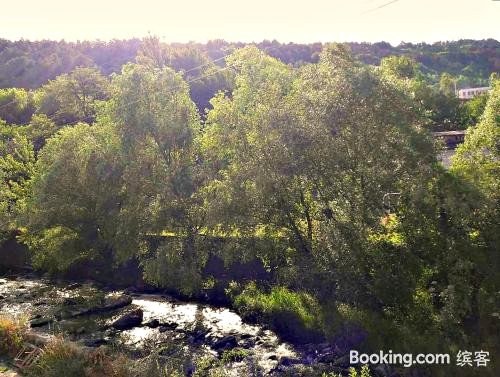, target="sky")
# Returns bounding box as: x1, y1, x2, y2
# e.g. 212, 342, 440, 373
1, 0, 499, 44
